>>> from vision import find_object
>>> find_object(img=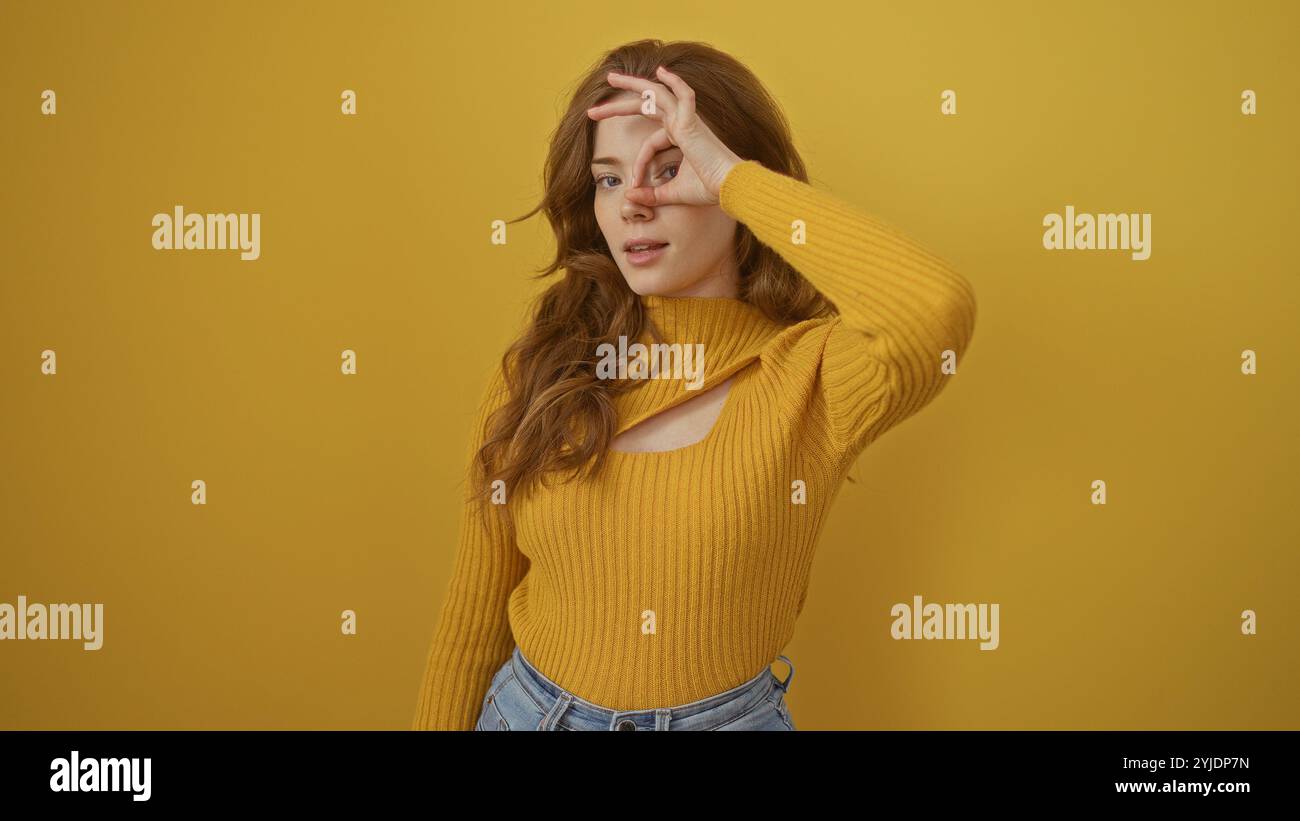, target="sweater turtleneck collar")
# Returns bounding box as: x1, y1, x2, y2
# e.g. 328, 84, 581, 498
611, 293, 788, 438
